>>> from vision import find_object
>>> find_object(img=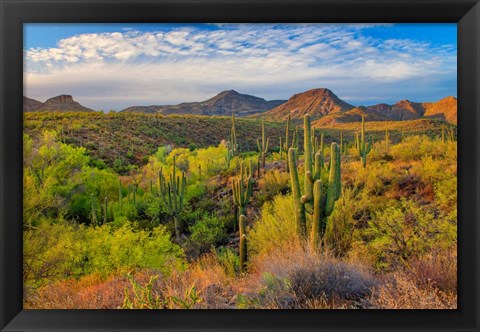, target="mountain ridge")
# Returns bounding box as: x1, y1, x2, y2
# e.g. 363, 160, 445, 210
121, 90, 285, 116
23, 95, 95, 113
